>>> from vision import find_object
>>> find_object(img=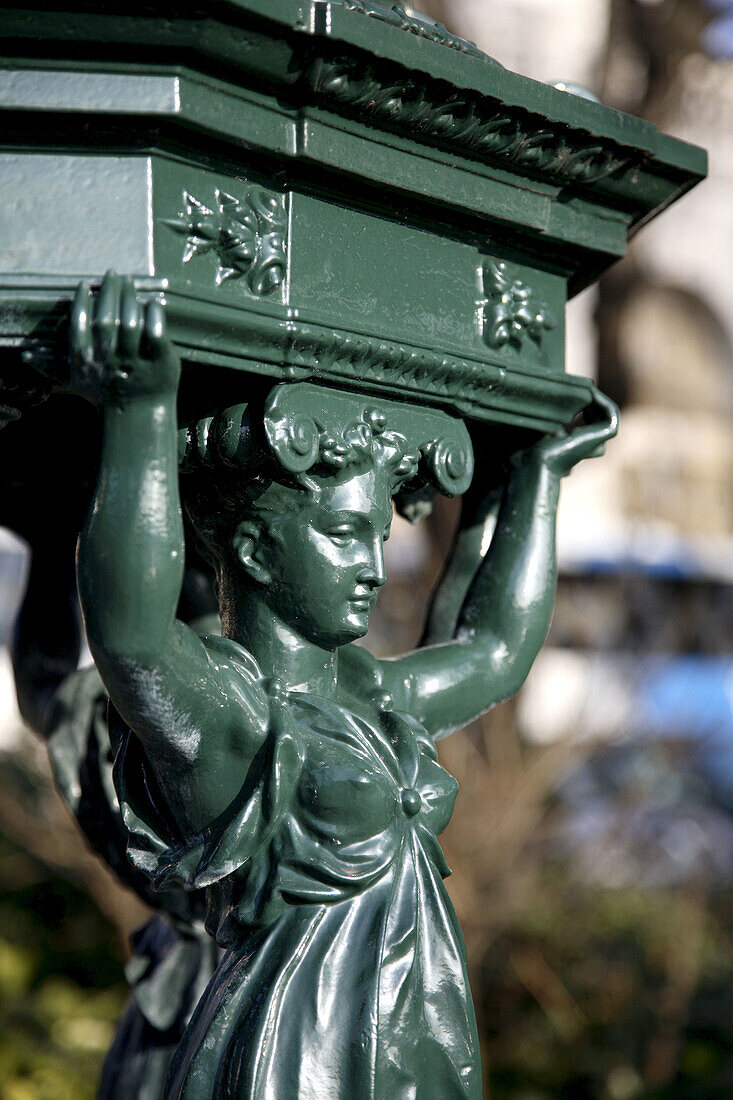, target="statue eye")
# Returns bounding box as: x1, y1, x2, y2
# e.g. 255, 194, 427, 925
328, 525, 355, 546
